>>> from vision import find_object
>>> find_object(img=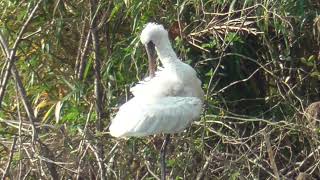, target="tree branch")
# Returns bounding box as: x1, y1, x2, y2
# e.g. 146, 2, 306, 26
1, 136, 17, 180
11, 65, 38, 142
12, 65, 59, 179
90, 0, 106, 179
264, 130, 281, 180
0, 0, 43, 108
